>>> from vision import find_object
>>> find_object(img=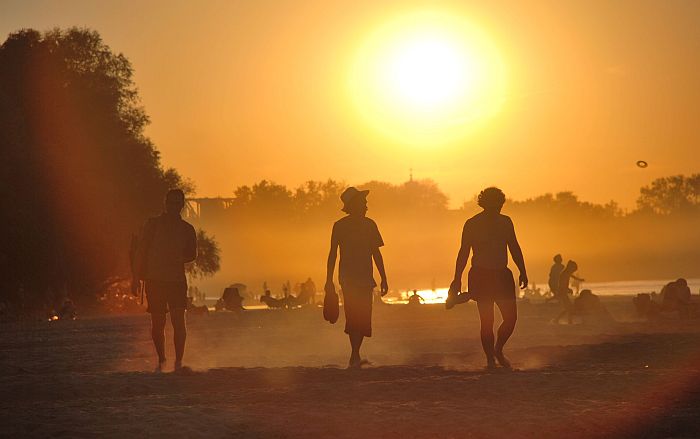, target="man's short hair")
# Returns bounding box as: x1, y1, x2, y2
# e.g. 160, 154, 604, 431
166, 189, 185, 203
477, 187, 506, 210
